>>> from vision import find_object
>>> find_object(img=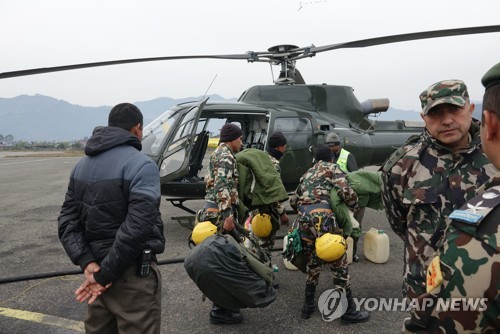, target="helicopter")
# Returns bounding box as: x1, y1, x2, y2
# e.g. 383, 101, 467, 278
1, 25, 500, 214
